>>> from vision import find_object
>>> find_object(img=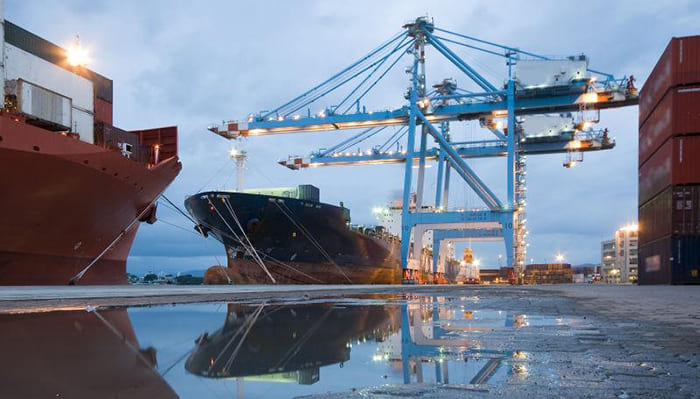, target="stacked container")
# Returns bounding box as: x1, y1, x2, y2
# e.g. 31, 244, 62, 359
638, 35, 700, 284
